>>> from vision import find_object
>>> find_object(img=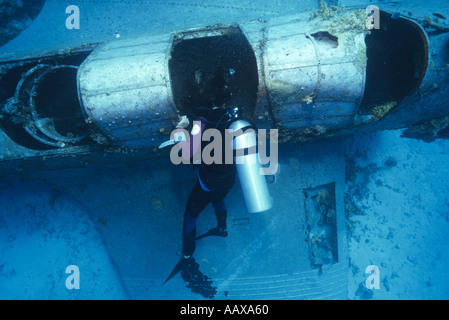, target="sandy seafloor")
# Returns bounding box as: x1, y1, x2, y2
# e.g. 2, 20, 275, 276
345, 130, 449, 299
